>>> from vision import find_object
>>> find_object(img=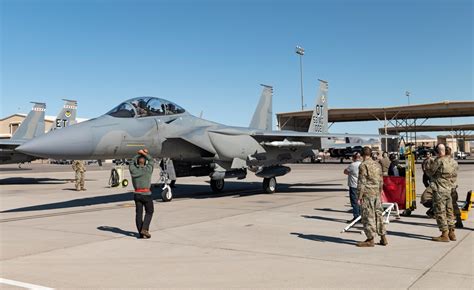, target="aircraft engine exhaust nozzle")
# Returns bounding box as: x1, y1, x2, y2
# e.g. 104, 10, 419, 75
255, 166, 291, 178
